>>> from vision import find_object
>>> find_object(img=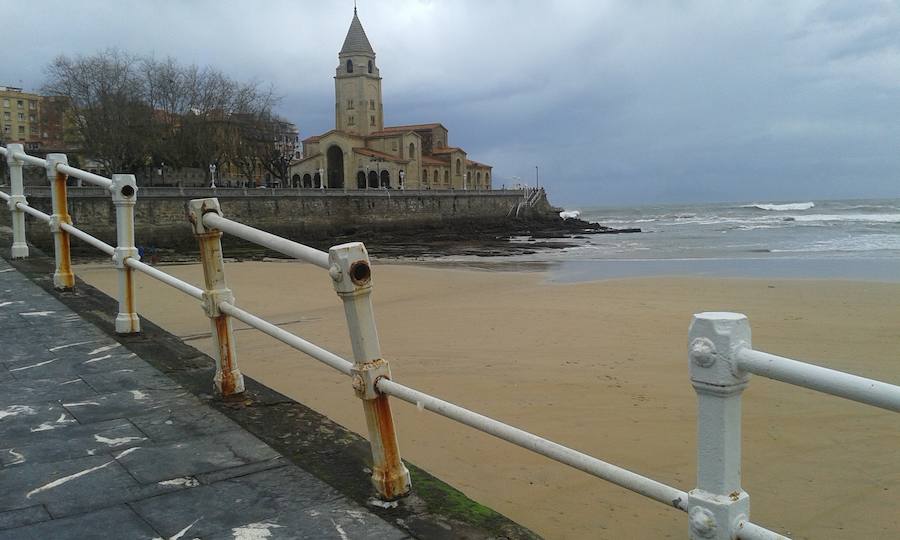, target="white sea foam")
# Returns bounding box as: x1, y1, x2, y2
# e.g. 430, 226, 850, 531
559, 210, 580, 219
771, 234, 900, 253
744, 202, 815, 211
786, 213, 900, 224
